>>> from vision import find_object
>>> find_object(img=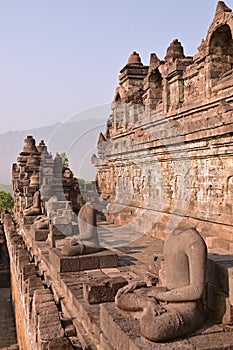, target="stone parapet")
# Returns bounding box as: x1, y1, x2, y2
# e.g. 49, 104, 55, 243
3, 214, 233, 349
2, 213, 73, 350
